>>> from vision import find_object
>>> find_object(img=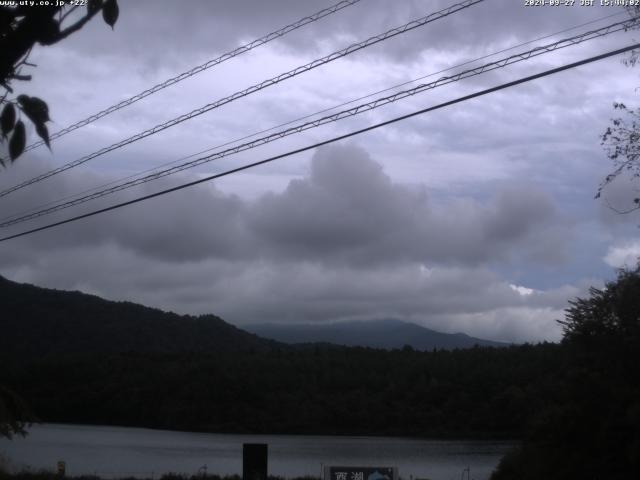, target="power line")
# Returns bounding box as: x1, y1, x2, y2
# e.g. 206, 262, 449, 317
0, 0, 485, 199
1, 17, 634, 228
1, 43, 637, 244
2, 17, 631, 226
22, 0, 364, 152
4, 9, 625, 223
5, 8, 625, 225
